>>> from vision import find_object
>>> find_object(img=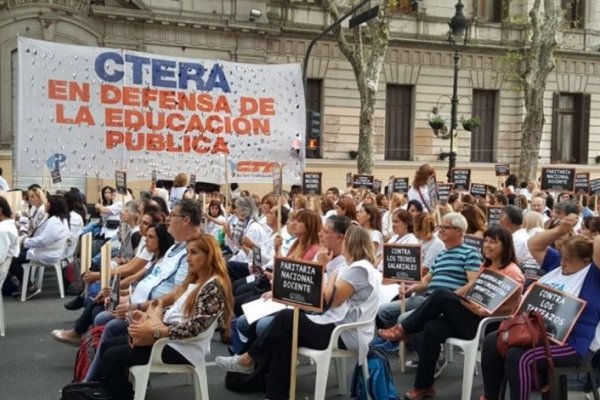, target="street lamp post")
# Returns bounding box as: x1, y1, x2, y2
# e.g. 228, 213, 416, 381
447, 0, 468, 182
